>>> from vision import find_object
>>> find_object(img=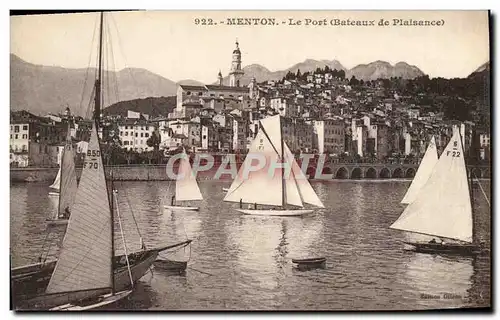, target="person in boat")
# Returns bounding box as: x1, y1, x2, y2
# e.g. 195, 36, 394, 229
171, 195, 175, 206
59, 206, 70, 219
247, 203, 252, 209
429, 238, 437, 244
240, 198, 243, 209
254, 203, 257, 210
